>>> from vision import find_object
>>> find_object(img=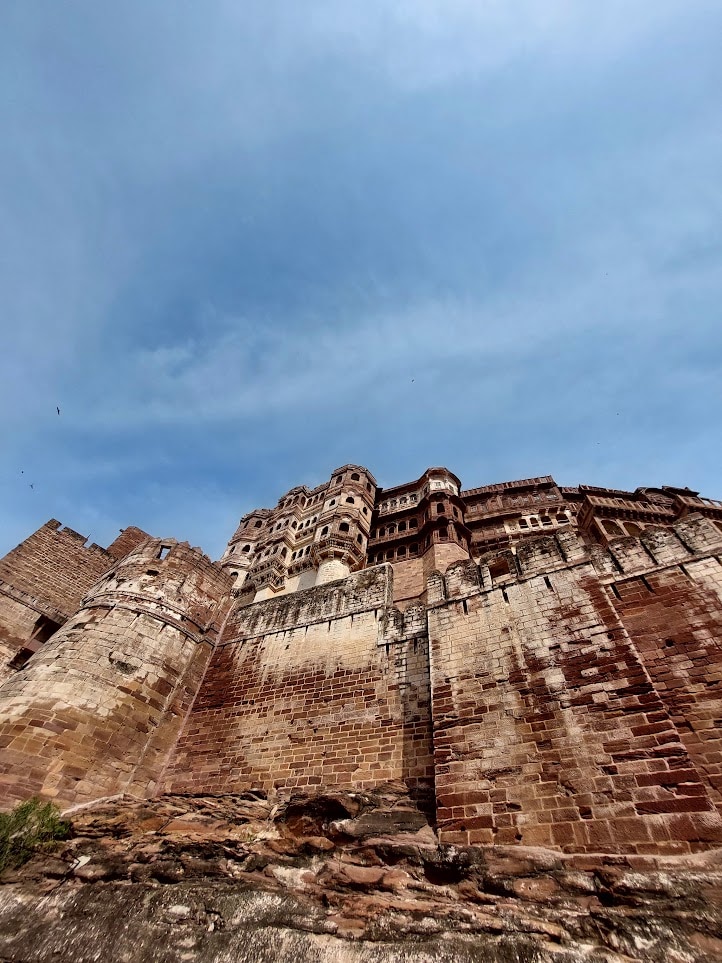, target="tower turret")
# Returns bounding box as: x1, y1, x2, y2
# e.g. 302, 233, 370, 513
0, 538, 233, 808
